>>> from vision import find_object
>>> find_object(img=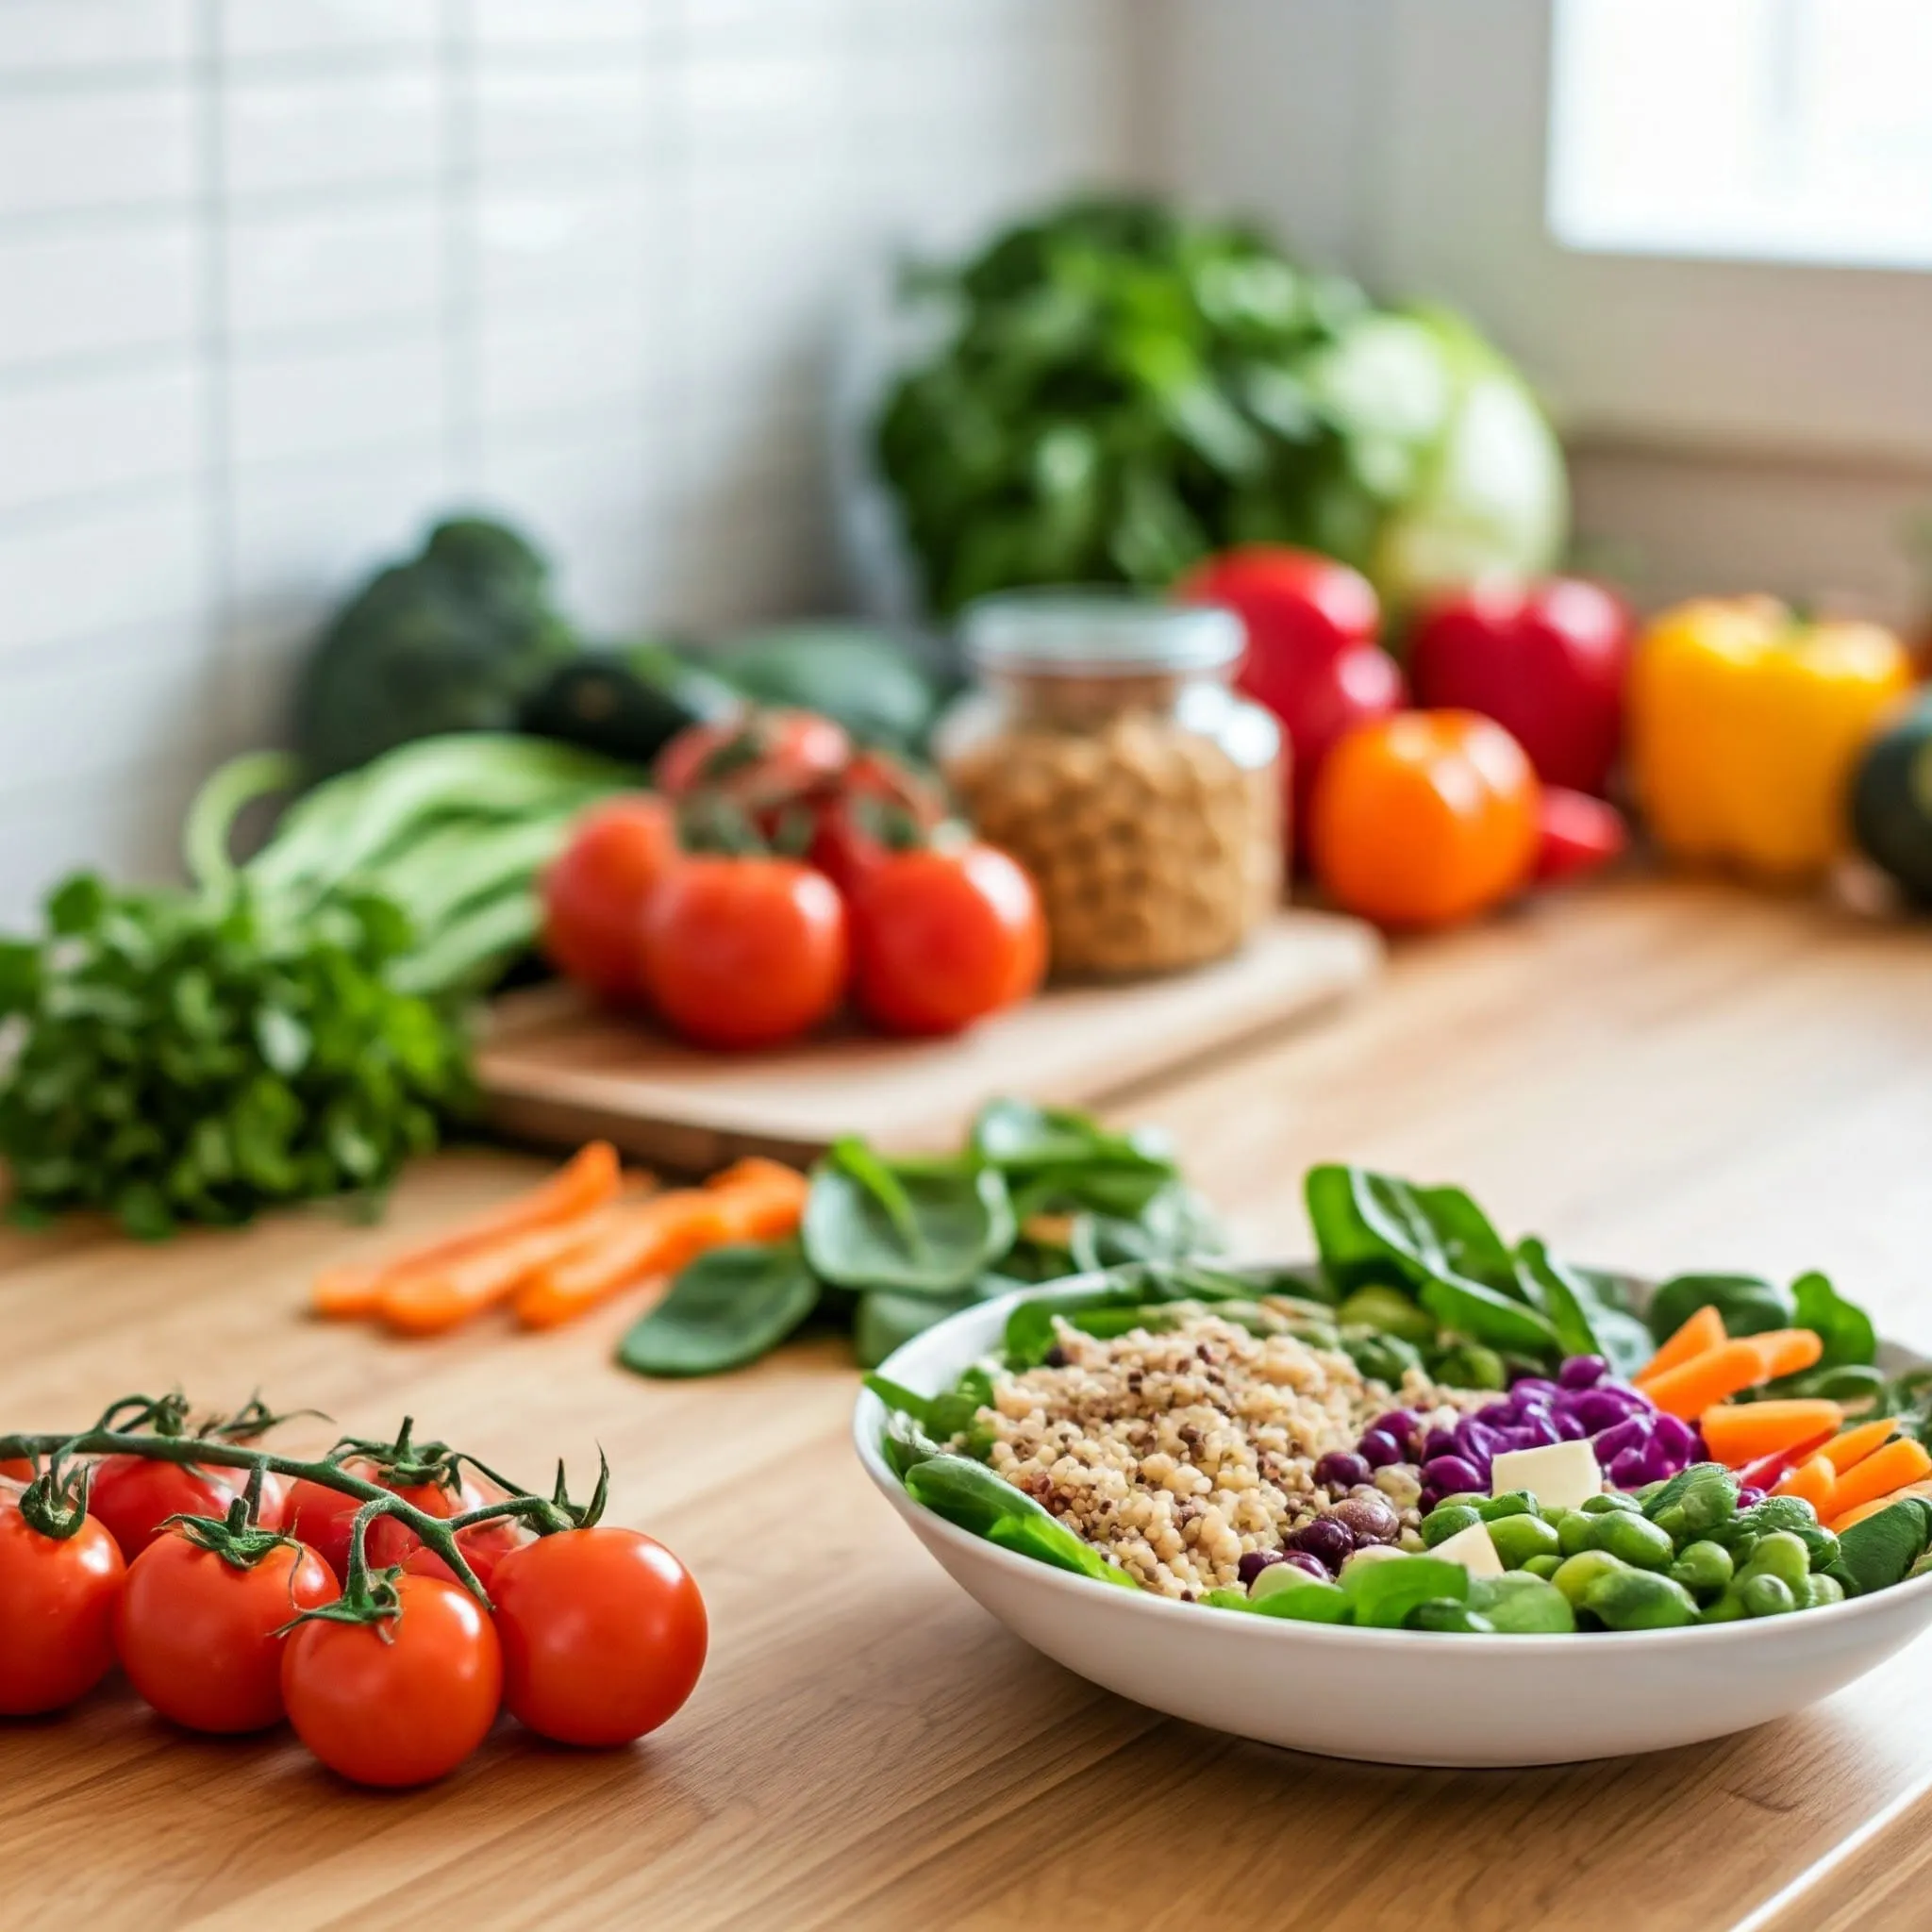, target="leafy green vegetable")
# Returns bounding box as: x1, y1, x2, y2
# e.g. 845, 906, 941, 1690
904, 1454, 1135, 1588
617, 1241, 820, 1377
519, 643, 735, 766
1341, 1555, 1469, 1629
1514, 1237, 1654, 1378
1790, 1271, 1877, 1372
803, 1140, 1015, 1295
699, 622, 950, 755
294, 516, 579, 779
1827, 1499, 1932, 1598
855, 1286, 979, 1369
1645, 1273, 1795, 1343
873, 195, 1565, 613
